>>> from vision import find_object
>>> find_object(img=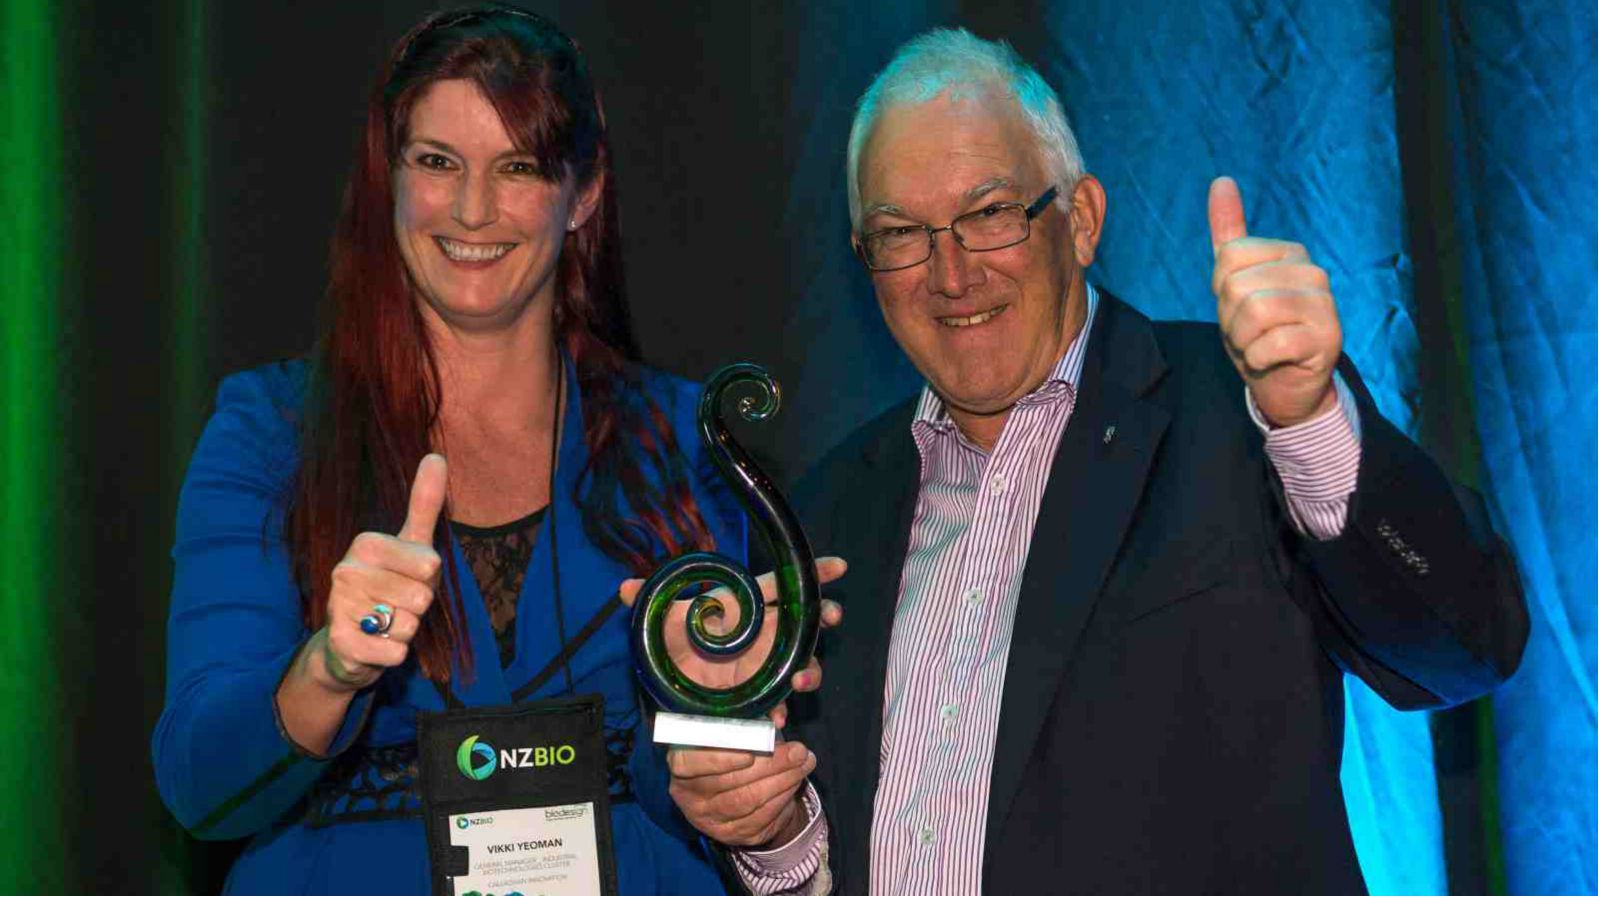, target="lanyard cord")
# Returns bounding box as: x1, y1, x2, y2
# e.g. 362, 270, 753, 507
547, 352, 575, 697
434, 352, 579, 710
